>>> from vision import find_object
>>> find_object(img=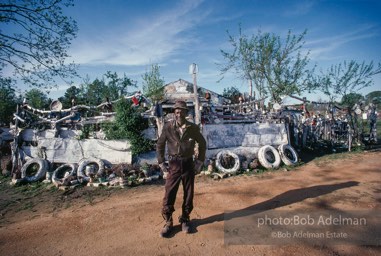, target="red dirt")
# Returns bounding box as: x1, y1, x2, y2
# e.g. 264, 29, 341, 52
0, 151, 380, 256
